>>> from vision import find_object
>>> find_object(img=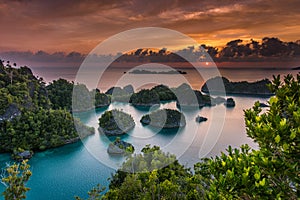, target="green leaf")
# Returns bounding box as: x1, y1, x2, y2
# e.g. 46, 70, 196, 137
275, 135, 281, 143
283, 143, 289, 151
269, 96, 278, 105
221, 161, 226, 167
290, 130, 296, 140
254, 172, 260, 180
259, 178, 266, 187
279, 118, 286, 127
